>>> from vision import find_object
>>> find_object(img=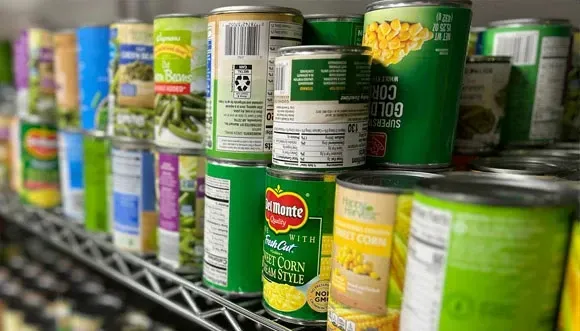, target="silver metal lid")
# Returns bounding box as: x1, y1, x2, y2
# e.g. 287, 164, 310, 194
279, 45, 370, 56
111, 136, 151, 149
549, 142, 580, 150
209, 6, 302, 16
470, 156, 567, 176
116, 18, 145, 24
207, 157, 268, 168
267, 167, 340, 181
499, 148, 580, 161
304, 14, 363, 21
489, 18, 571, 27
154, 145, 204, 156
418, 172, 578, 206
470, 26, 486, 32
367, 0, 472, 12
337, 170, 441, 193
466, 55, 512, 63
83, 130, 108, 138
154, 13, 206, 19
